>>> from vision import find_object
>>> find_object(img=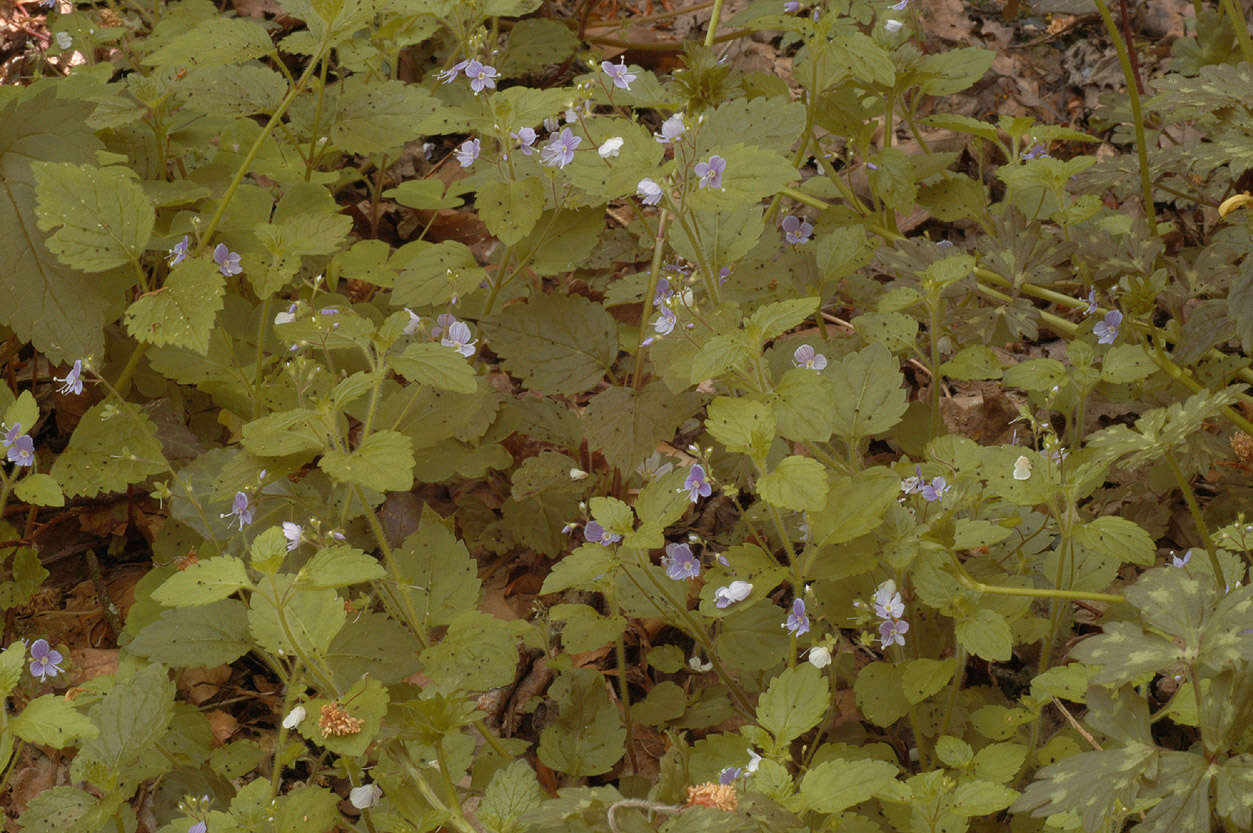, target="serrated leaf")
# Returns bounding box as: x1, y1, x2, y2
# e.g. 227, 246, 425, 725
854, 661, 911, 727
511, 205, 605, 274
696, 96, 806, 157
951, 780, 1019, 816
153, 556, 250, 607
50, 402, 166, 498
1068, 621, 1182, 685
79, 663, 175, 770
241, 408, 324, 457
298, 545, 385, 588
757, 455, 828, 512
538, 667, 626, 776
1011, 744, 1157, 833
1073, 516, 1155, 566
144, 16, 274, 67
477, 177, 544, 245
941, 345, 1003, 380
901, 658, 955, 704
497, 17, 578, 74
14, 473, 64, 507
917, 47, 995, 95
33, 161, 153, 272
383, 179, 462, 210
126, 599, 251, 666
828, 343, 907, 443
956, 608, 1013, 662
748, 298, 818, 342
422, 610, 520, 695
1101, 343, 1157, 383
480, 760, 543, 833
706, 396, 775, 460
392, 240, 487, 308
809, 466, 901, 547
935, 735, 973, 767
540, 544, 613, 594
689, 332, 753, 383
771, 368, 838, 442
388, 342, 477, 394
583, 383, 703, 473
799, 758, 902, 814
180, 65, 285, 116
550, 603, 626, 653
687, 144, 798, 211
394, 506, 481, 628
17, 786, 100, 833
125, 258, 225, 354
12, 695, 98, 748
669, 205, 765, 270
319, 429, 414, 492
756, 664, 829, 749
325, 611, 422, 689
298, 677, 387, 757
480, 294, 616, 396
0, 642, 23, 699
1003, 357, 1066, 392
248, 574, 346, 657
331, 79, 442, 154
